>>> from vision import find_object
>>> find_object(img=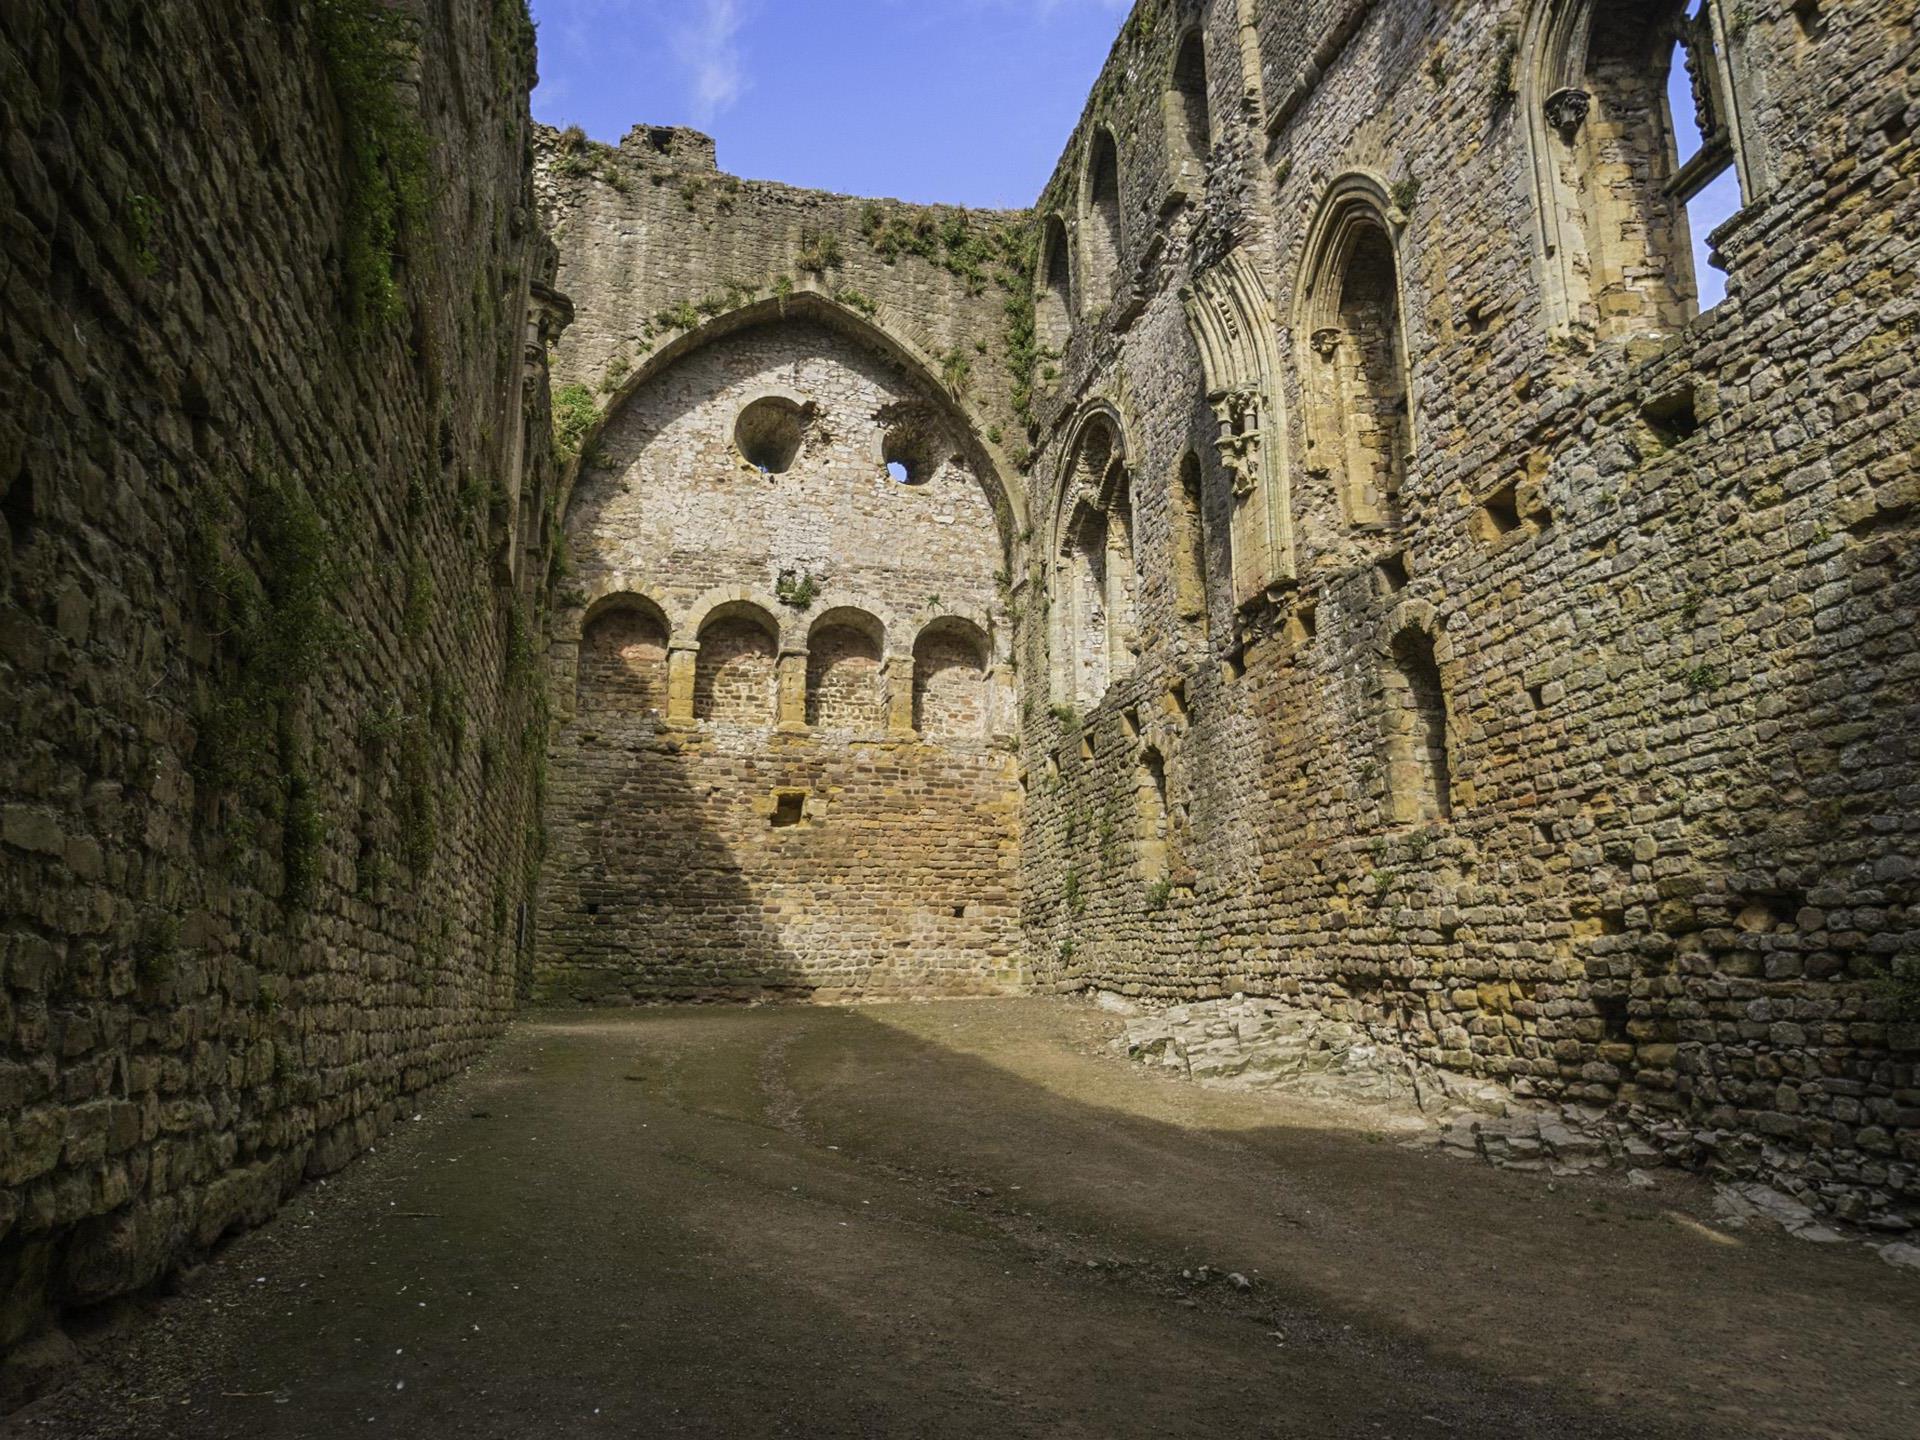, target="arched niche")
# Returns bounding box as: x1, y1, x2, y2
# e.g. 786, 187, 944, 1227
1379, 619, 1453, 826
577, 594, 671, 719
1081, 129, 1123, 315
805, 606, 887, 732
1172, 450, 1210, 642
1296, 175, 1415, 532
1166, 27, 1211, 196
694, 600, 779, 725
1050, 407, 1138, 710
913, 615, 992, 743
1036, 213, 1074, 369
